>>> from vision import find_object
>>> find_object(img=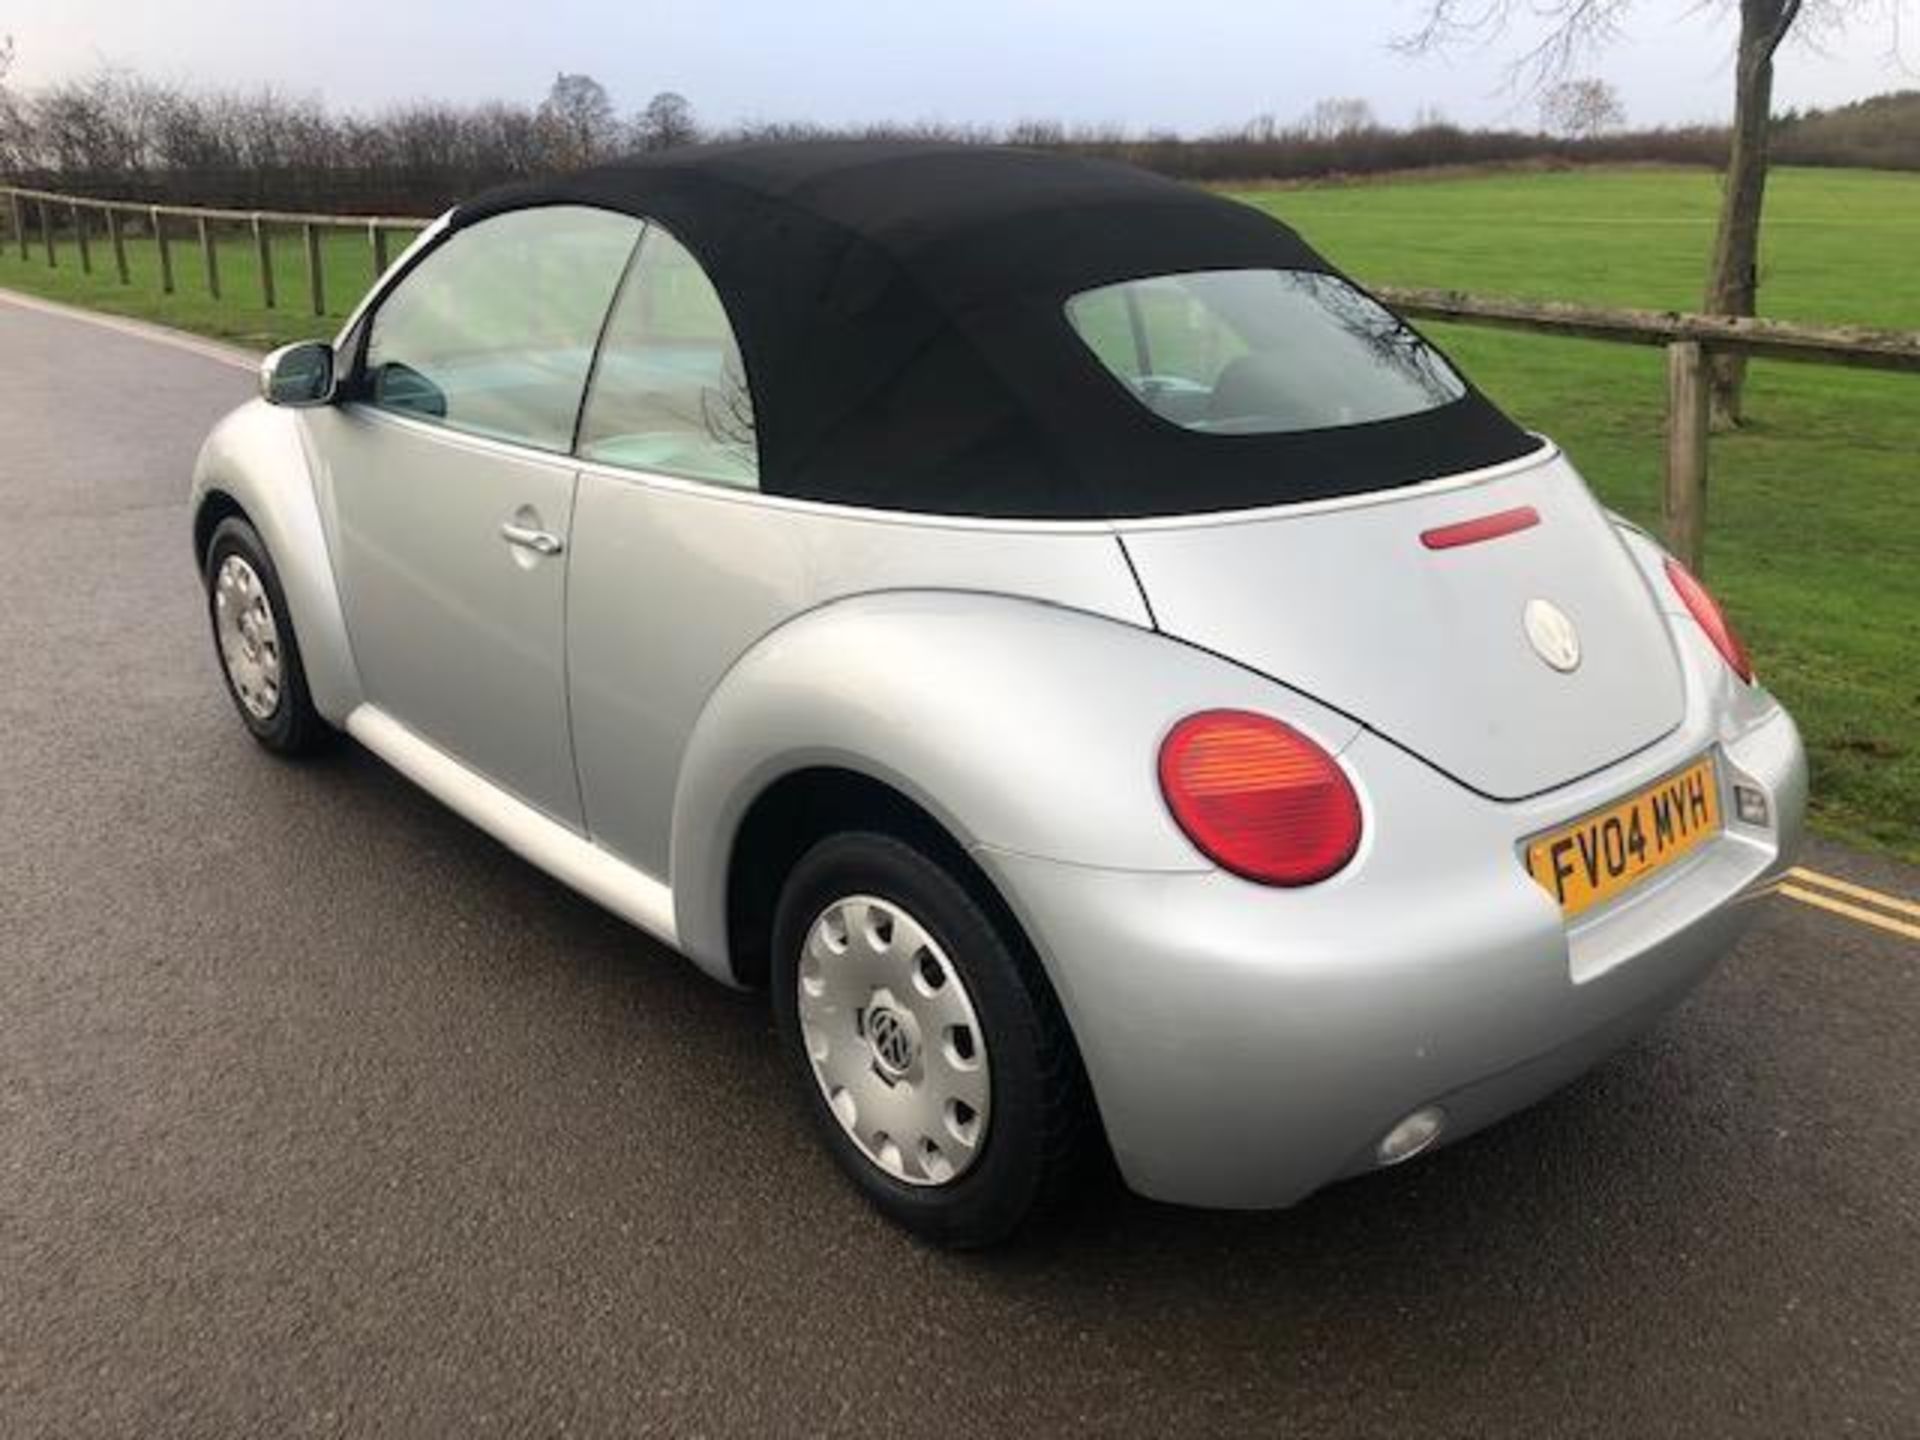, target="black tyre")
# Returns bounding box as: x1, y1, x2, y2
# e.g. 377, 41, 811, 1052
203, 515, 328, 756
771, 830, 1095, 1247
